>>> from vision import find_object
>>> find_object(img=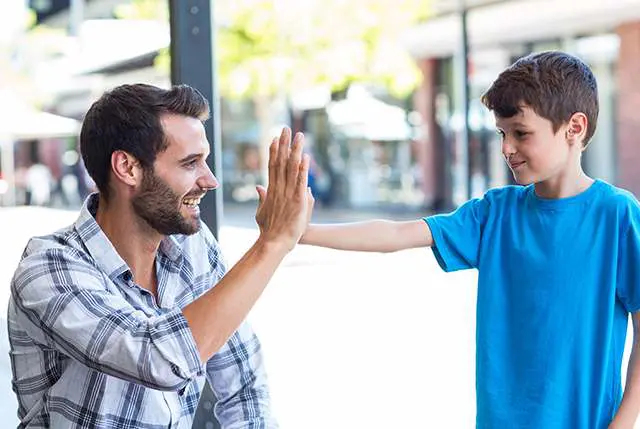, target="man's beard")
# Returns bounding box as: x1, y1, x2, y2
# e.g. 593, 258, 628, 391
131, 168, 202, 236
